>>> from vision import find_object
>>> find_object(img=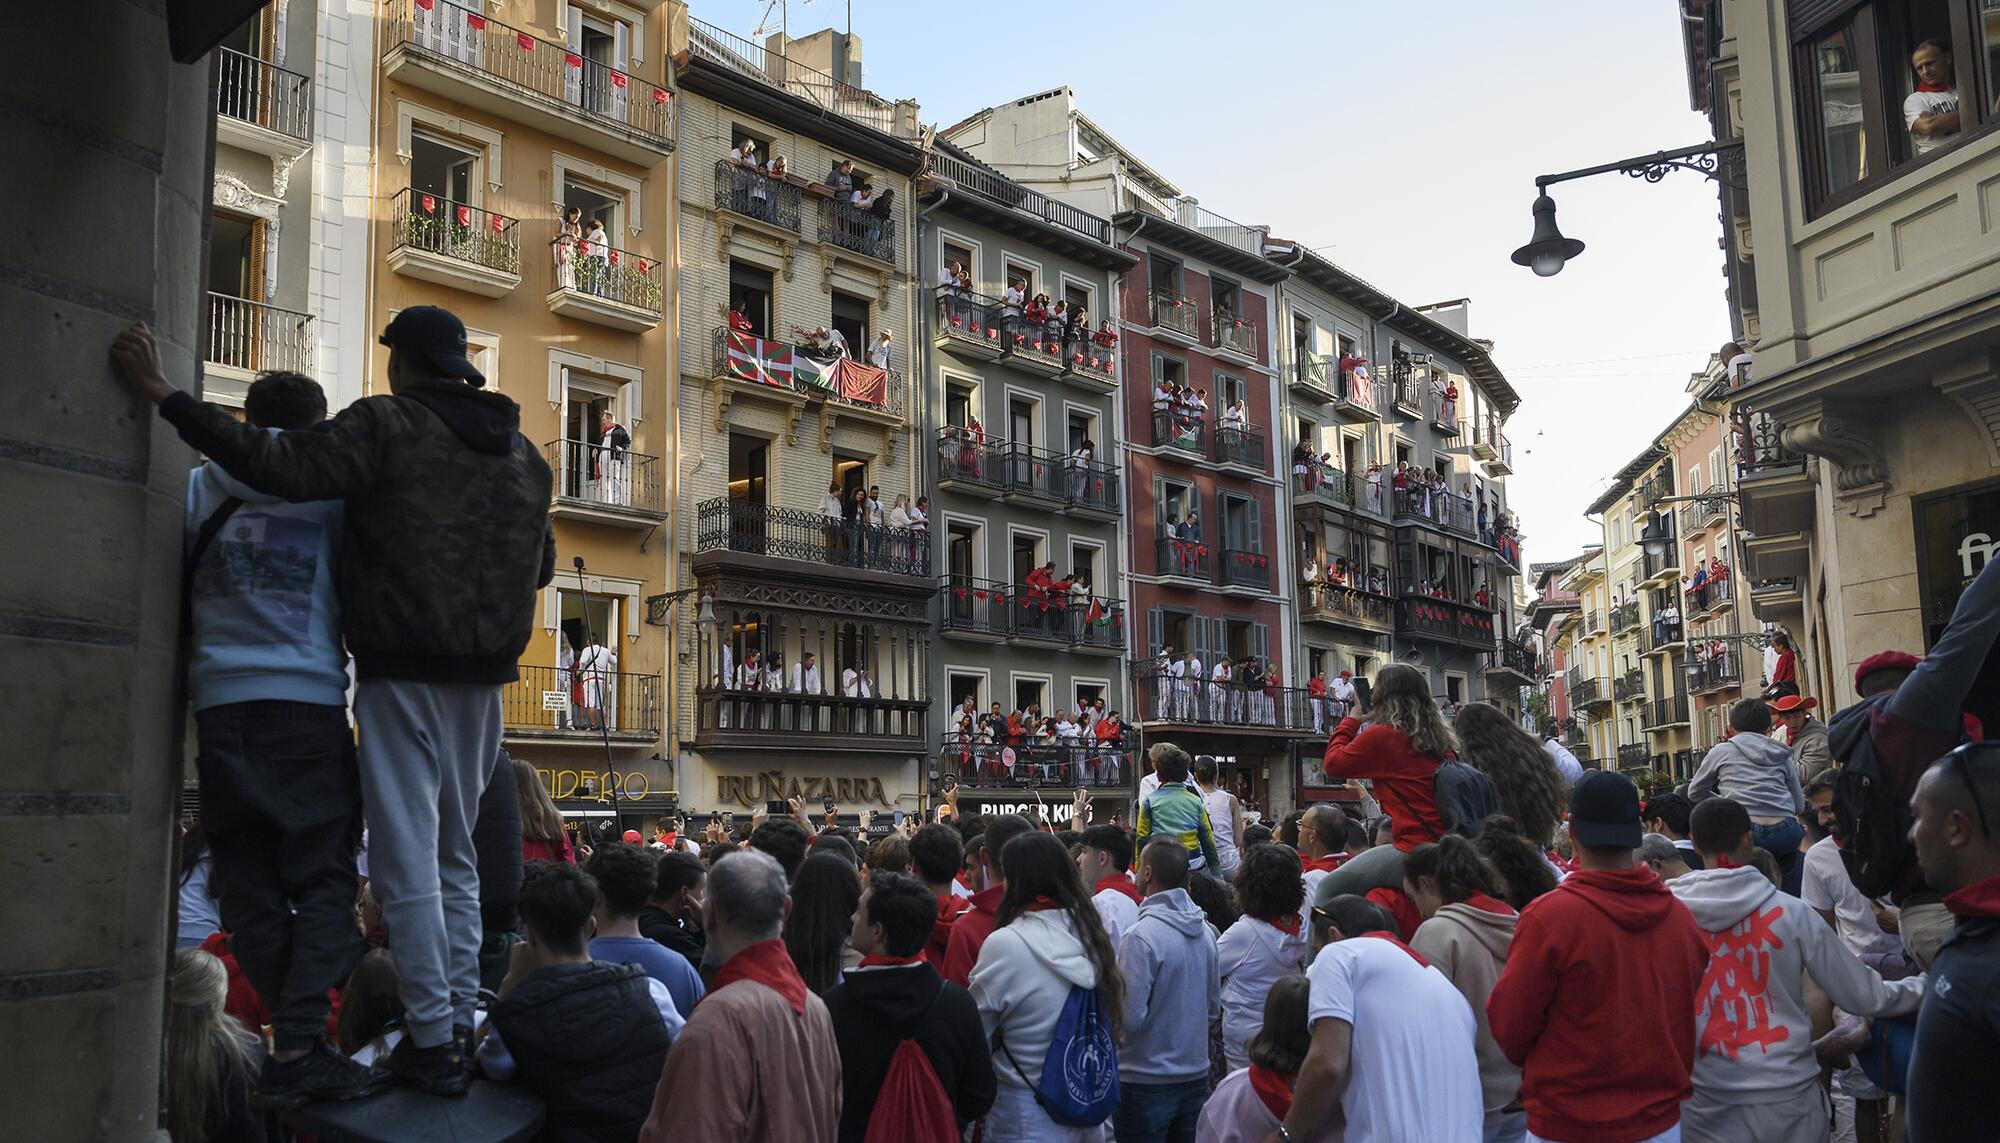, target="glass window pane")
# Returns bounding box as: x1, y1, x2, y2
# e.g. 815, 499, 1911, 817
1814, 23, 1868, 194
1981, 4, 2000, 126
